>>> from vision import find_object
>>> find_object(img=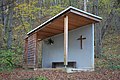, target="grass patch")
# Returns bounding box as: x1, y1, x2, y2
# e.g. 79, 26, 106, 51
95, 32, 120, 70
95, 53, 120, 70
